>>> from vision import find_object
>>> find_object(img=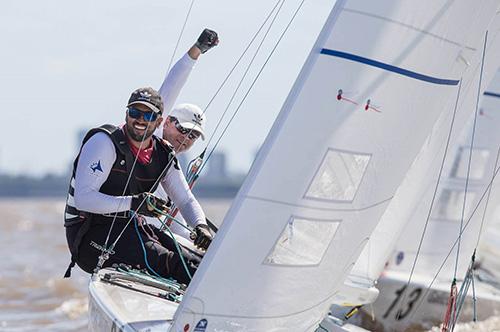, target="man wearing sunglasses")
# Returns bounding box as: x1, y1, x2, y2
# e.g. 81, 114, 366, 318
63, 30, 218, 284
